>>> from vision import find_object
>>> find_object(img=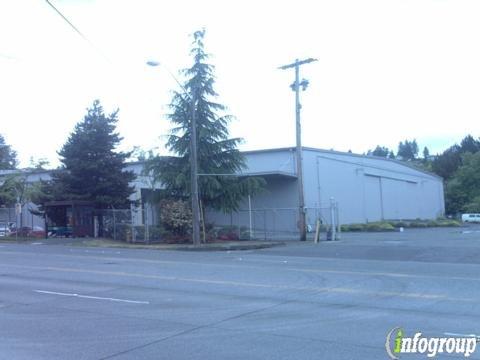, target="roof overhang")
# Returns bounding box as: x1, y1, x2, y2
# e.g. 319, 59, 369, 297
237, 171, 297, 179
